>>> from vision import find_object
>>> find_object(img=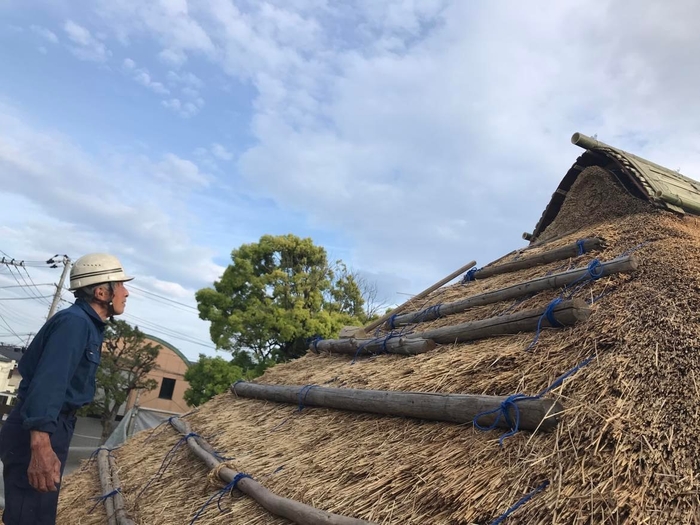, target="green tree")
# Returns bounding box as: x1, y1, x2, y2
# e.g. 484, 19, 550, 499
196, 234, 367, 363
81, 320, 161, 441
183, 354, 246, 407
